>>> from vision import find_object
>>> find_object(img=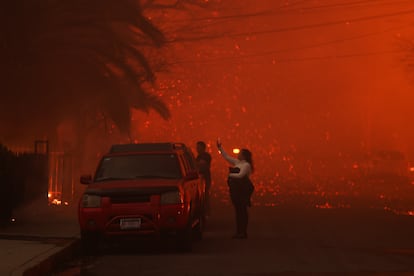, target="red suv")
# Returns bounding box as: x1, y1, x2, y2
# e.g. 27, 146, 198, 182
78, 143, 206, 251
